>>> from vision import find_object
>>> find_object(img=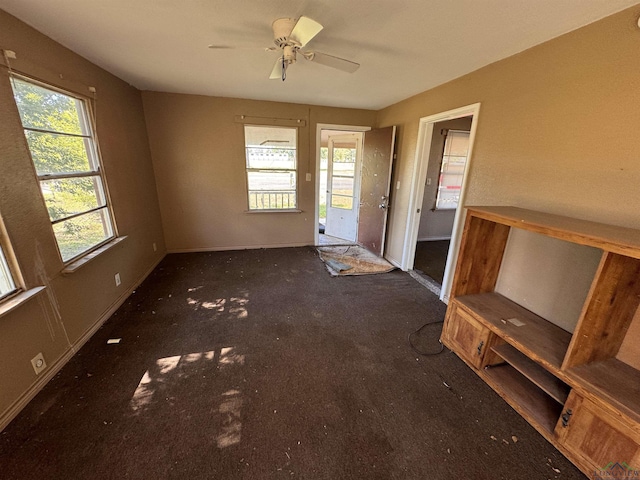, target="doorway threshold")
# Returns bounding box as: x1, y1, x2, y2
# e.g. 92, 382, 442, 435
409, 270, 442, 297
317, 233, 355, 247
